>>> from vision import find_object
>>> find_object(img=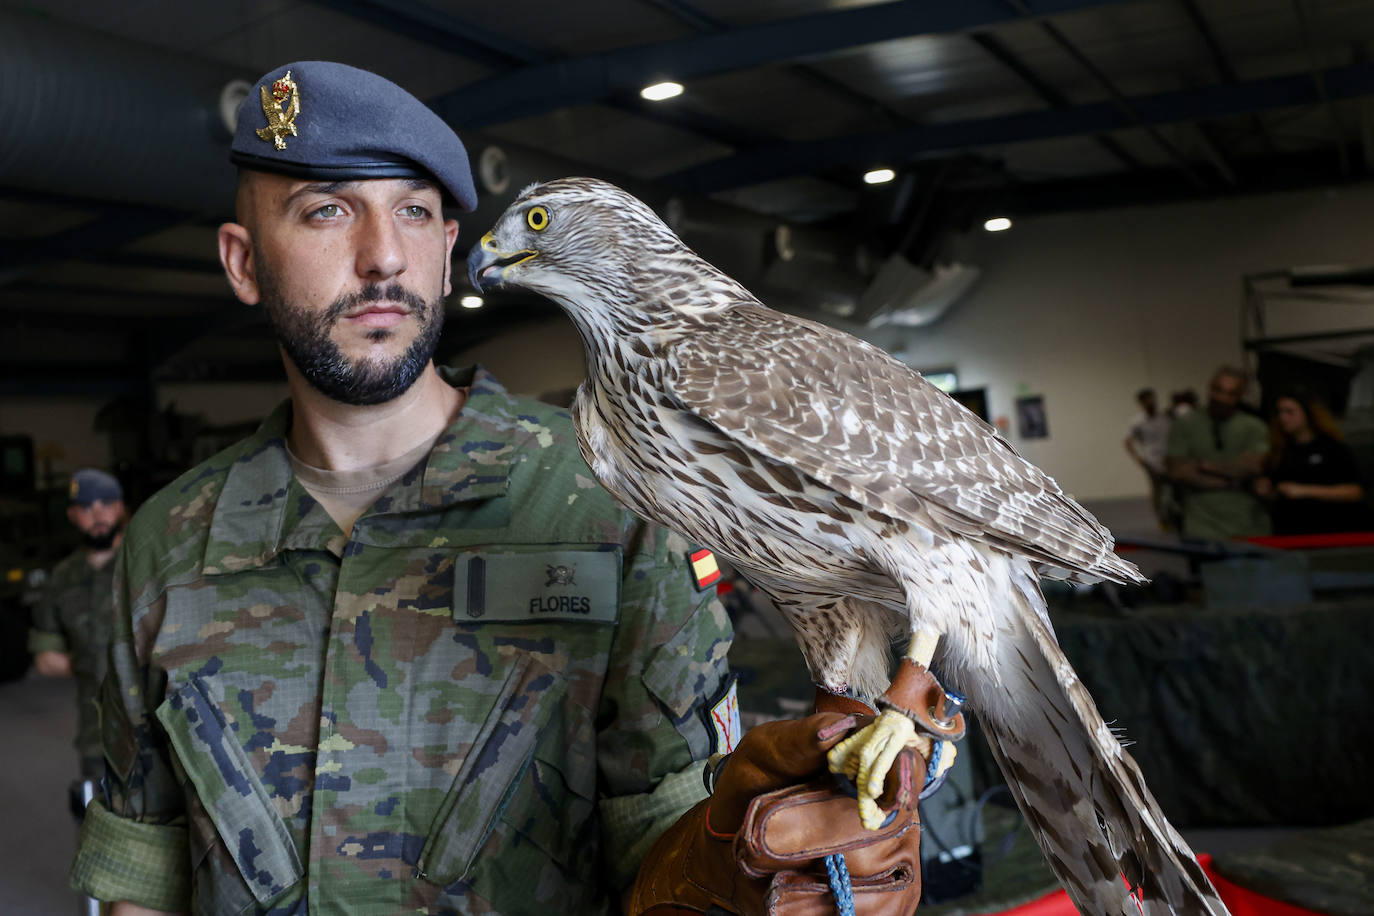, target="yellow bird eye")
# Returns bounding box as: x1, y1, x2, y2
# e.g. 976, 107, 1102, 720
526, 205, 550, 231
